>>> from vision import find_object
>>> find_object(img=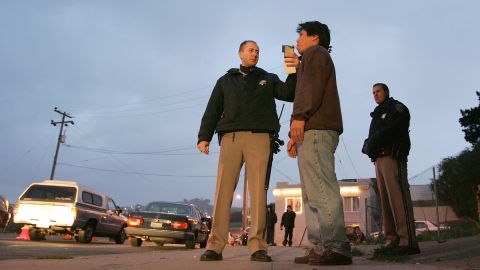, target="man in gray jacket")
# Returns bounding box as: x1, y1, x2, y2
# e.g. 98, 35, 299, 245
287, 21, 352, 266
